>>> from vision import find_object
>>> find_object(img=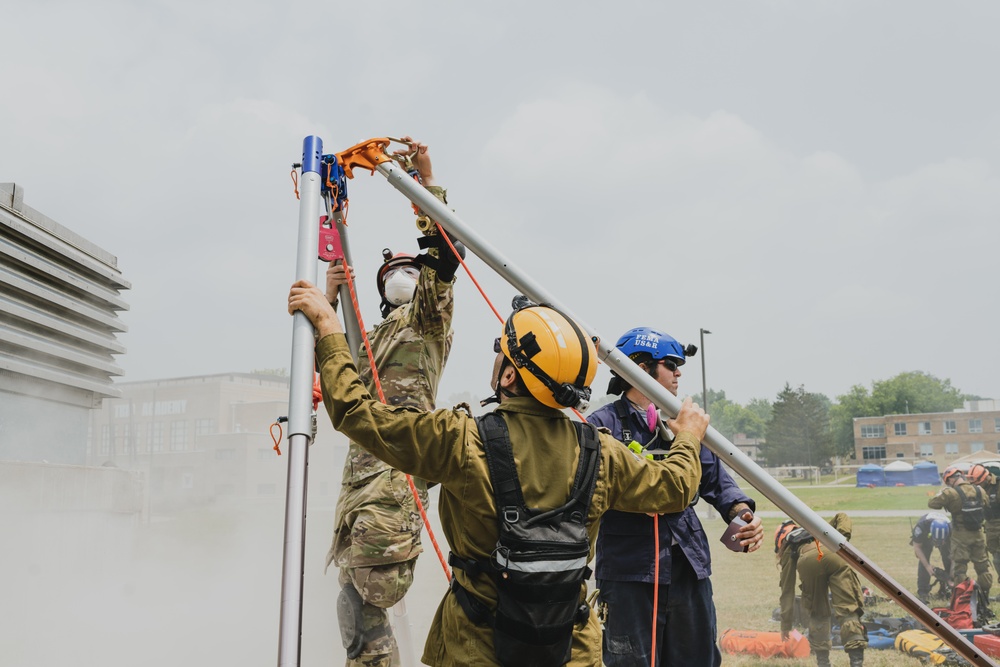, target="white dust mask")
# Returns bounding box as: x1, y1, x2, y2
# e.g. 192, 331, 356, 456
384, 269, 417, 306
